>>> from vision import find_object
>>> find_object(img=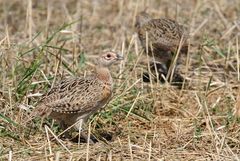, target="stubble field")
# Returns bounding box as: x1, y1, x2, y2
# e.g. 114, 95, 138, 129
0, 0, 240, 160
